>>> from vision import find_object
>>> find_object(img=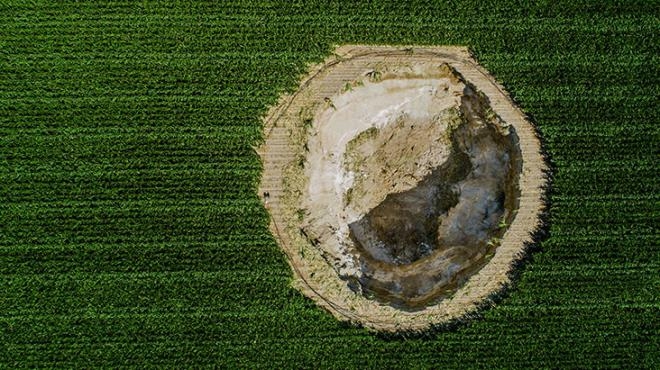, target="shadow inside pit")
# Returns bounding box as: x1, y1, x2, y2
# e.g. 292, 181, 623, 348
346, 93, 523, 309
348, 147, 472, 265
